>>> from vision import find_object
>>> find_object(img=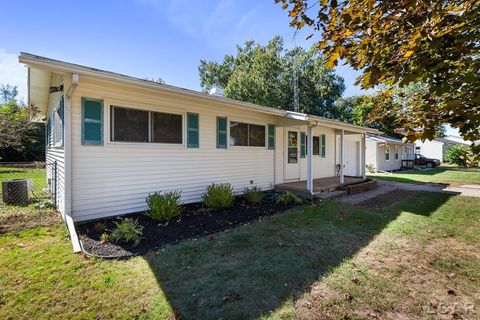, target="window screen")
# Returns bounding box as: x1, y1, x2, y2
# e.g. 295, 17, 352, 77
230, 122, 248, 146
152, 112, 183, 144
111, 106, 149, 142
249, 124, 265, 147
